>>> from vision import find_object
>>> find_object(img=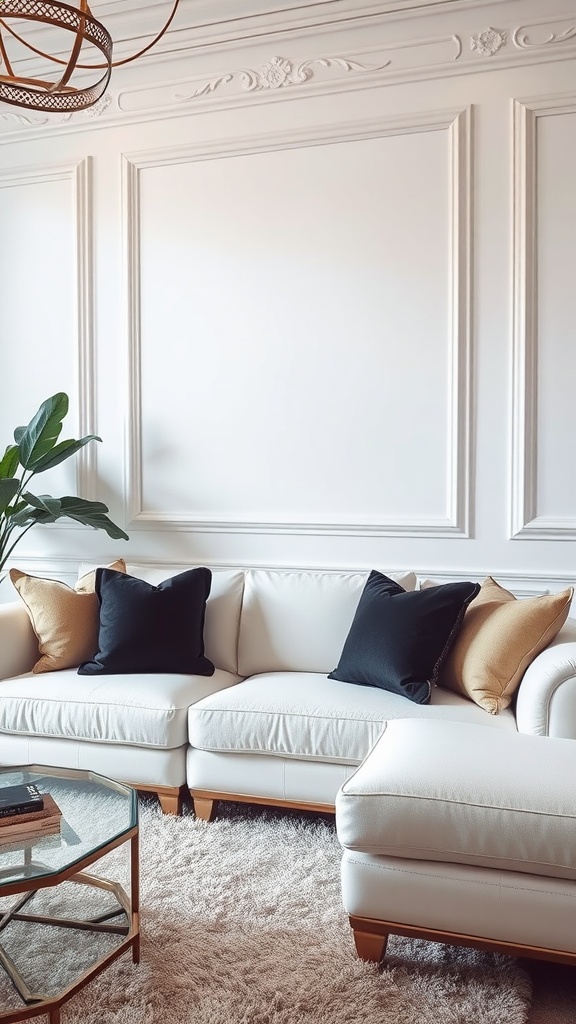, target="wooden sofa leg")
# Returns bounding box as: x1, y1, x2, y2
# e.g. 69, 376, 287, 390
193, 796, 217, 821
353, 928, 389, 963
157, 788, 183, 815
